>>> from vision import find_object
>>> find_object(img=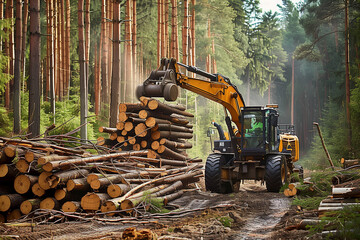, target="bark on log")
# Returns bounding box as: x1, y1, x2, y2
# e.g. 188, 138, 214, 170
7, 209, 22, 221
119, 103, 144, 113
81, 193, 109, 211
147, 99, 194, 117
331, 174, 354, 185
0, 164, 18, 178
151, 131, 193, 140
14, 174, 38, 194
341, 159, 360, 168
38, 154, 76, 165
43, 150, 148, 171
40, 197, 59, 210
128, 156, 188, 166
118, 112, 139, 122
160, 138, 192, 149
47, 169, 90, 188
138, 110, 190, 126
20, 198, 41, 214
332, 187, 360, 198
145, 117, 171, 128
157, 145, 187, 161
99, 126, 118, 134
67, 178, 91, 192
157, 124, 193, 133
107, 184, 132, 198
0, 194, 25, 211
